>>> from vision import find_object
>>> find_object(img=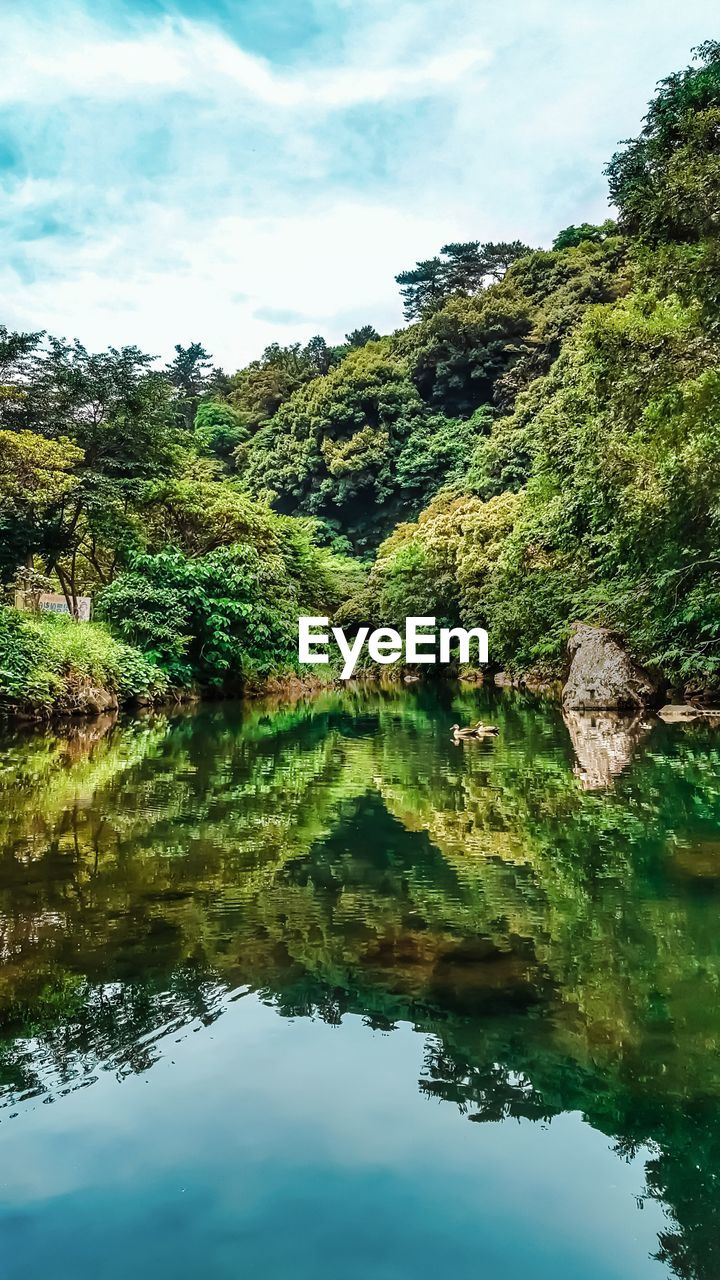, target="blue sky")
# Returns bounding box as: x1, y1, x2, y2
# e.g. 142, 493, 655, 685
0, 1, 717, 370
